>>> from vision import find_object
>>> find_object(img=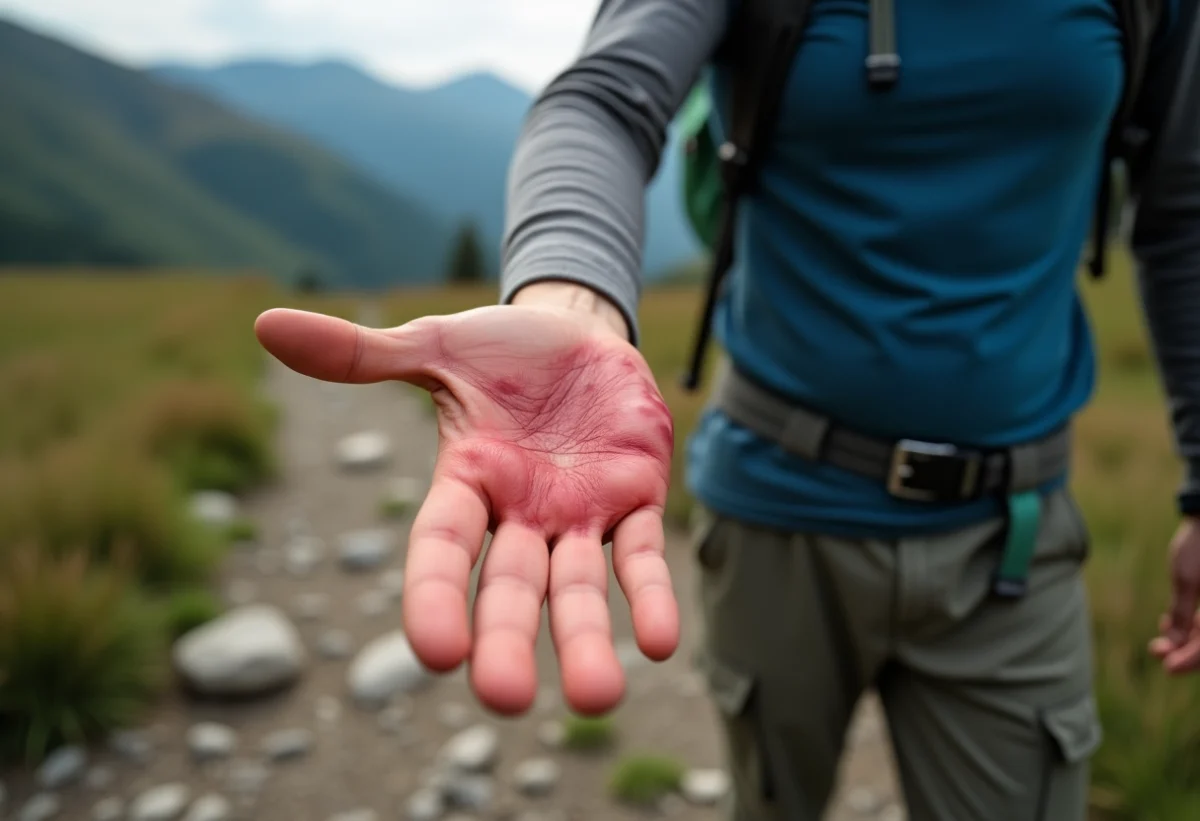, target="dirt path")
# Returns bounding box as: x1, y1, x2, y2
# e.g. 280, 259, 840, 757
3, 305, 902, 821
